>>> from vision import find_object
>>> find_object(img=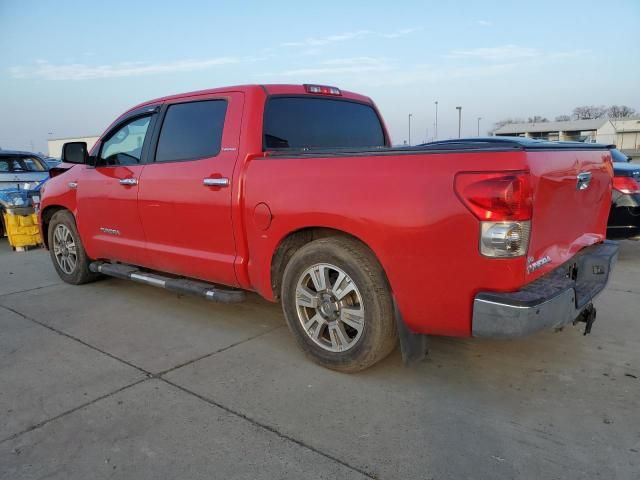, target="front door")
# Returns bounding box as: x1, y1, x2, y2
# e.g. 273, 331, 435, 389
137, 92, 243, 286
76, 112, 156, 266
